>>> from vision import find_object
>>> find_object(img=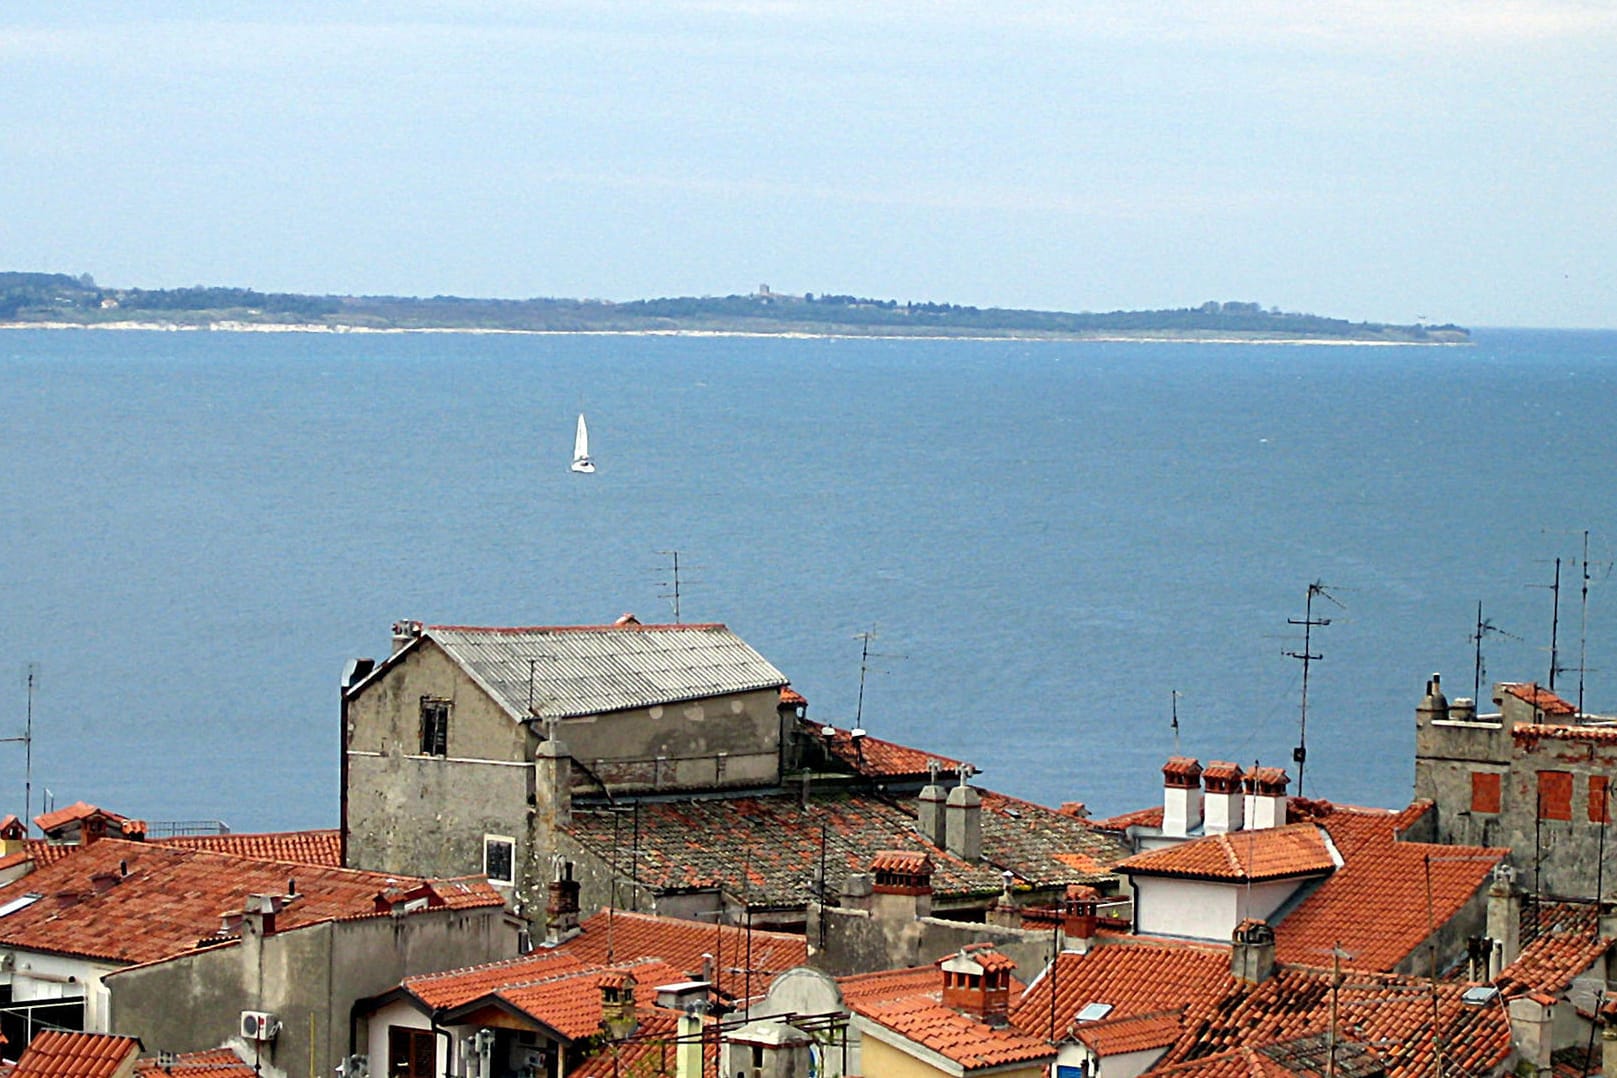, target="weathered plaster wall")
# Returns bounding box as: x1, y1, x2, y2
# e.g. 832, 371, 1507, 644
810, 904, 1058, 982
106, 907, 517, 1078
559, 687, 783, 793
